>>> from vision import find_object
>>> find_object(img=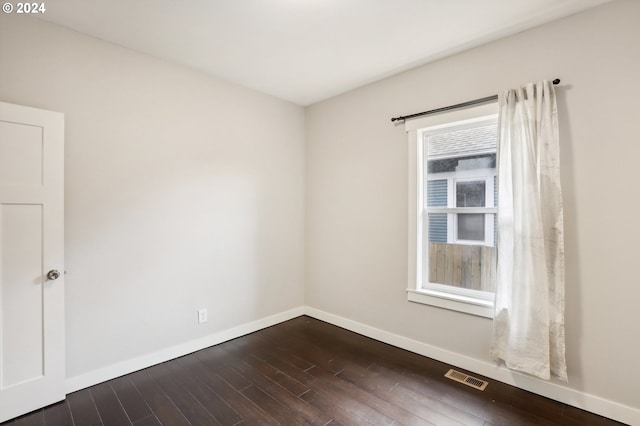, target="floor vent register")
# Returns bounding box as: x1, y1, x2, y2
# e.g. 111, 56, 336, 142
444, 369, 489, 391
